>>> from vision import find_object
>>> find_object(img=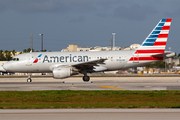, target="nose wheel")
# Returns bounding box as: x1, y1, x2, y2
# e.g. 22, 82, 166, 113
27, 74, 32, 82
27, 78, 32, 82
